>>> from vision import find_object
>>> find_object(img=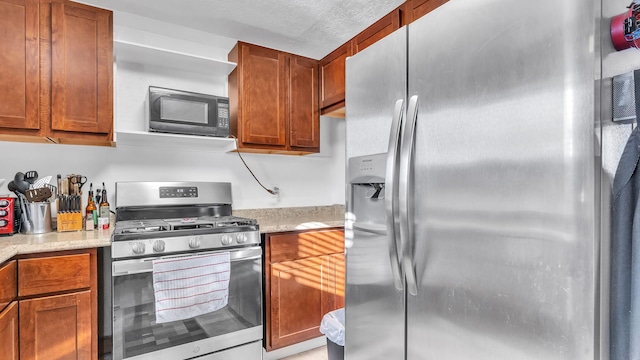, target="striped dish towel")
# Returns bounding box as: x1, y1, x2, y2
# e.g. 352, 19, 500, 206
152, 252, 230, 324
